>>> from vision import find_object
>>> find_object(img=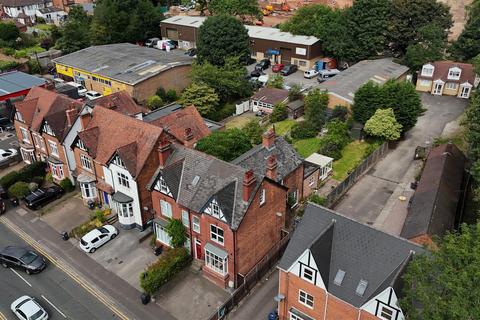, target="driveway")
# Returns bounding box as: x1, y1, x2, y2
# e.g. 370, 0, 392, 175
247, 63, 317, 90
334, 94, 468, 234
